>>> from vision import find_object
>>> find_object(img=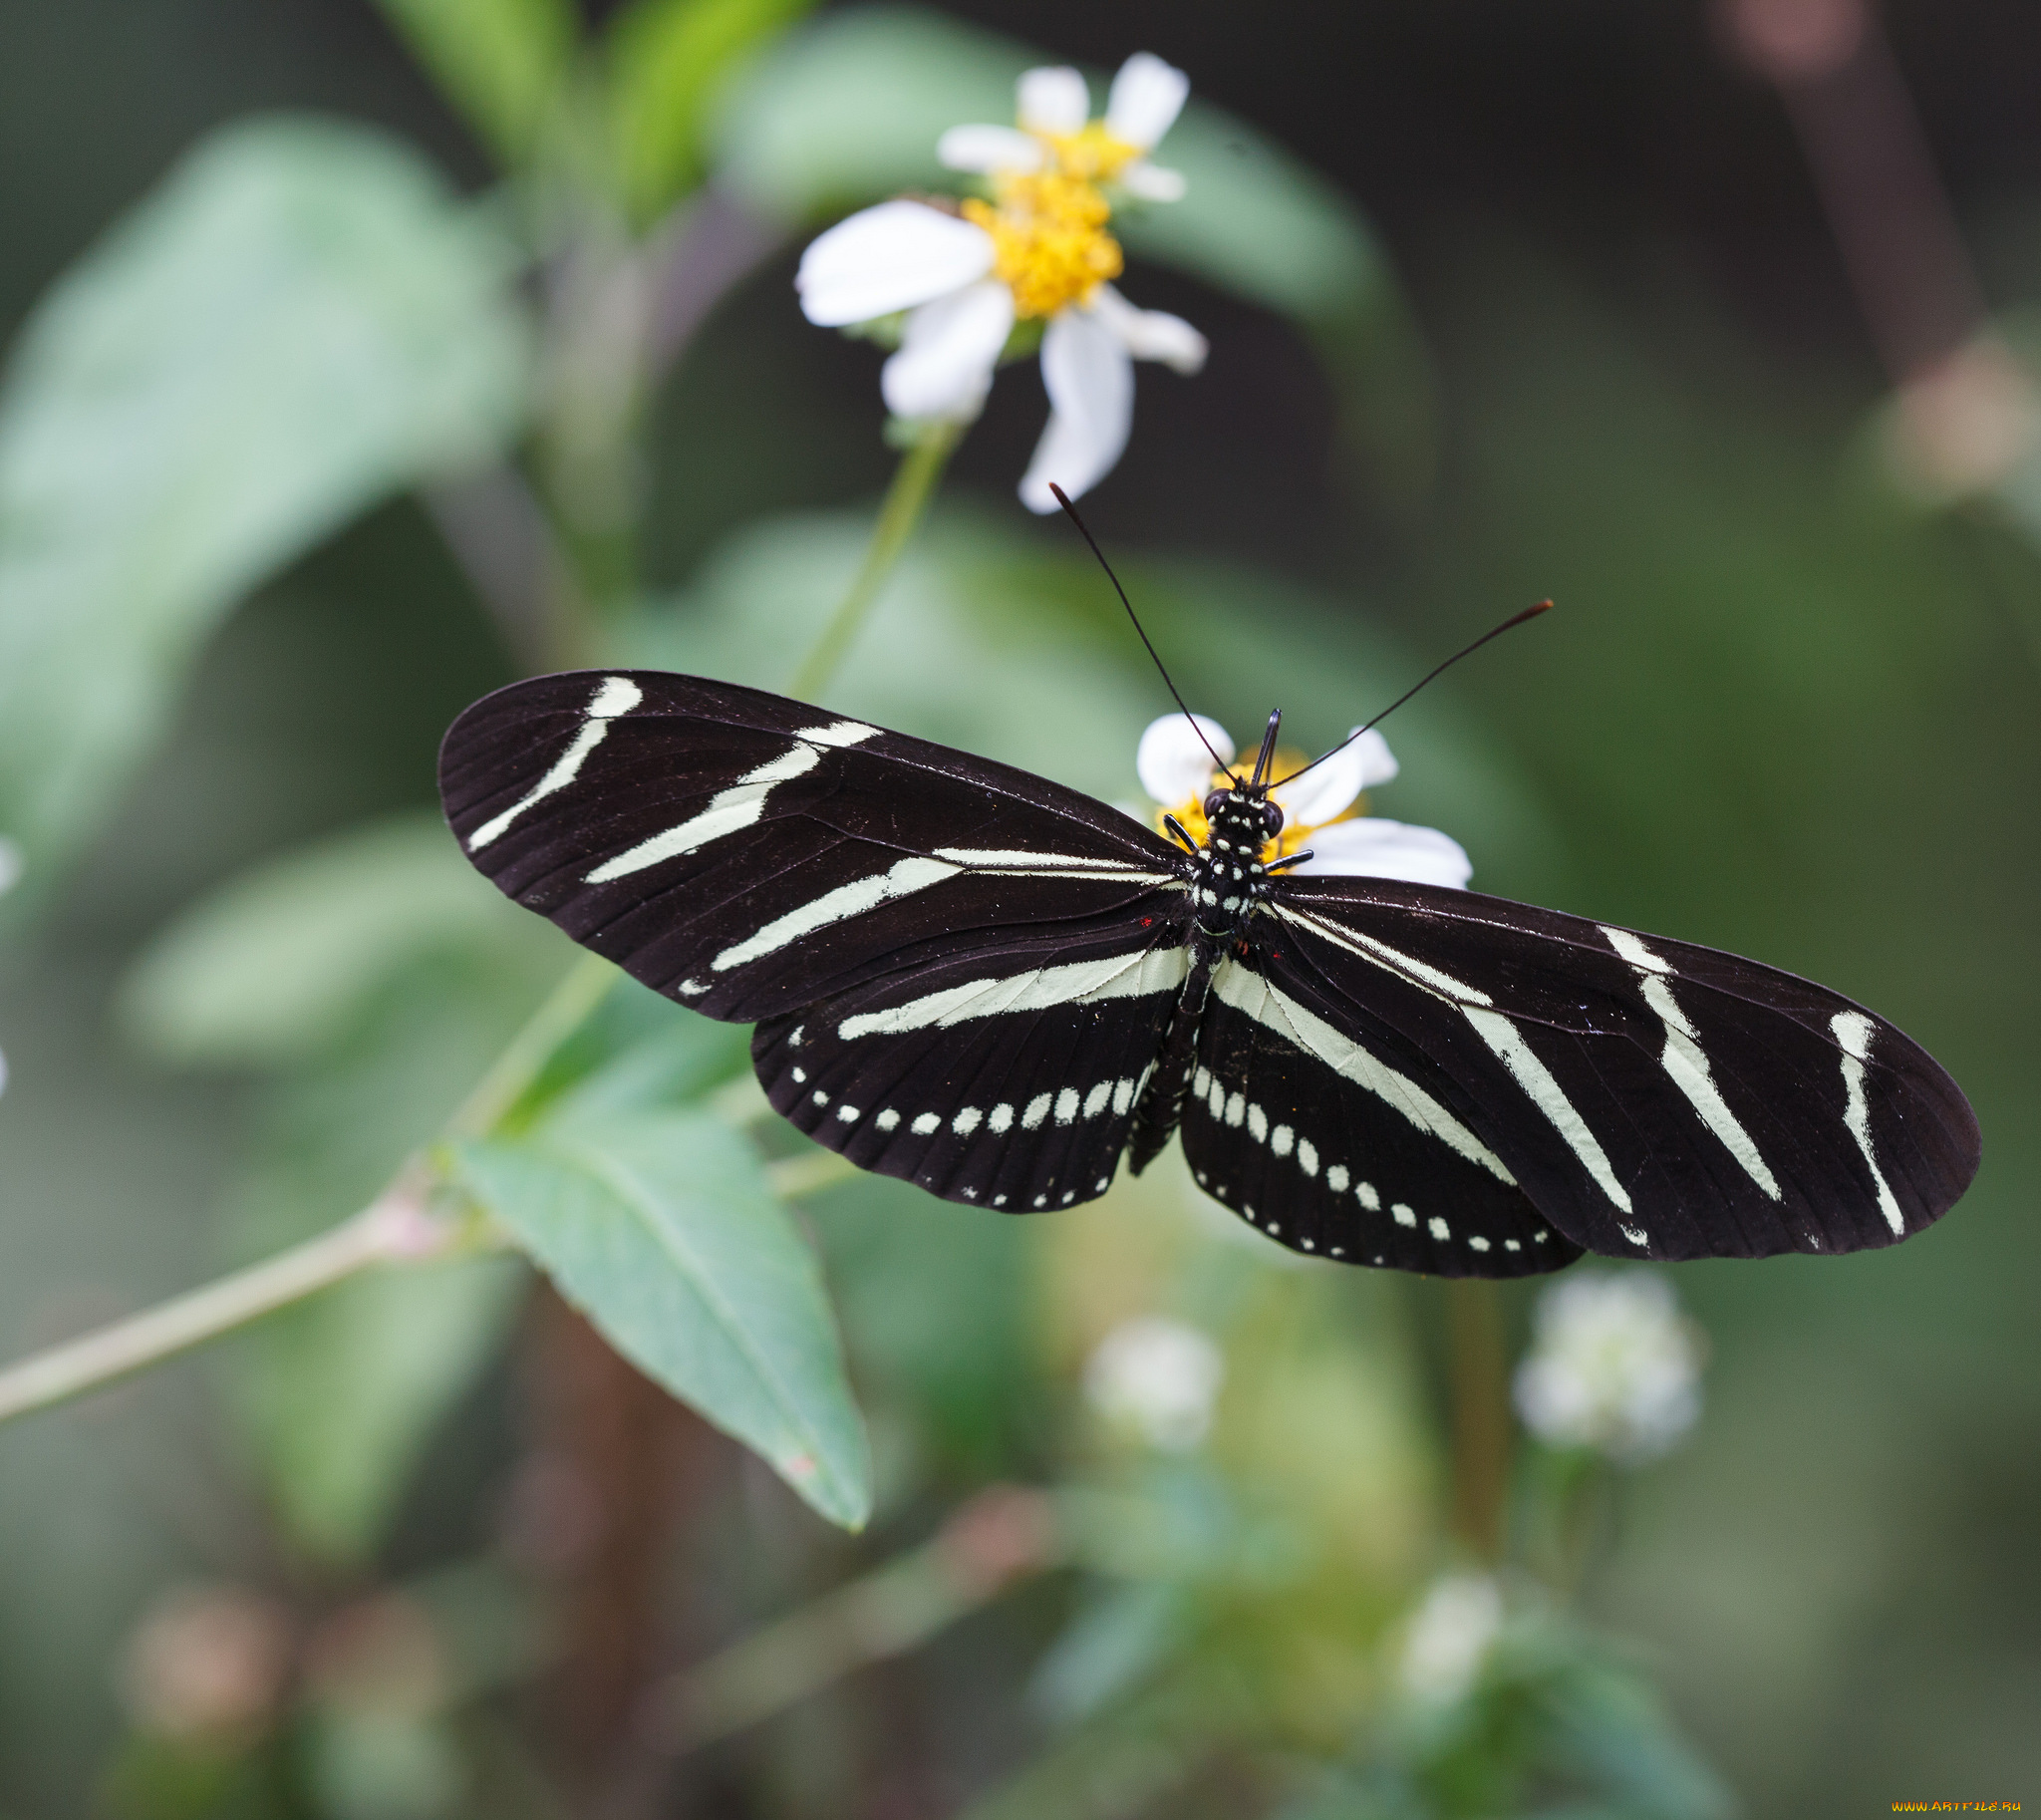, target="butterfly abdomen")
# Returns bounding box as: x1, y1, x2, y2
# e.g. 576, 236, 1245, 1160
1127, 943, 1220, 1174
